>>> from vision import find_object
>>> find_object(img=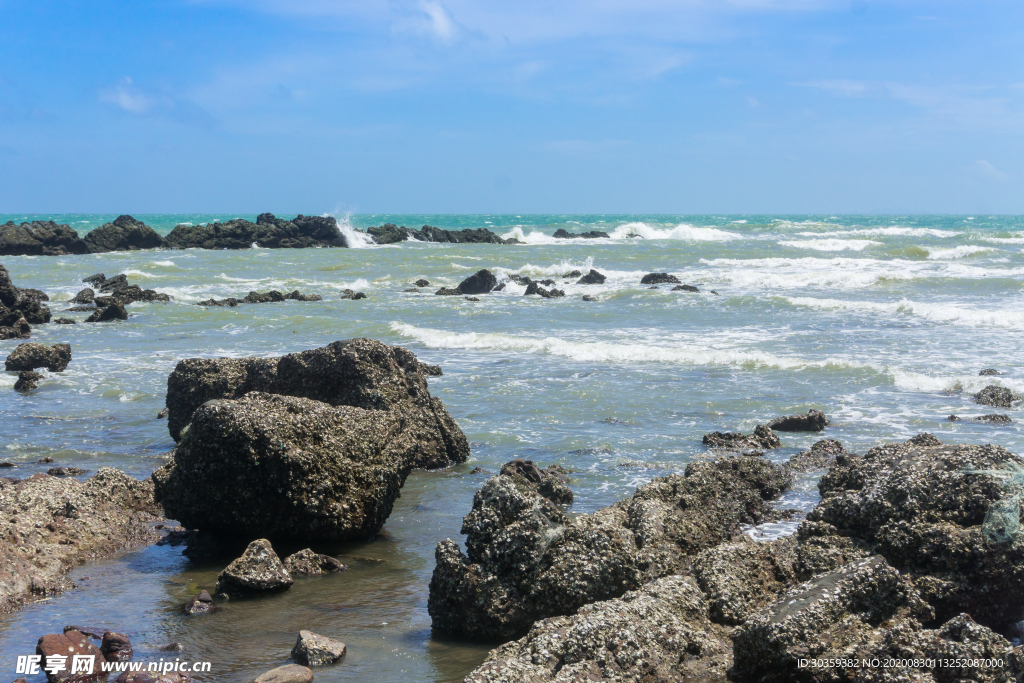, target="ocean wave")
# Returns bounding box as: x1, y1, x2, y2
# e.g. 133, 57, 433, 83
795, 227, 959, 239
150, 260, 176, 267
389, 322, 862, 371
120, 269, 156, 278
982, 236, 1024, 245
323, 212, 377, 248
926, 245, 996, 259
889, 370, 1024, 395
777, 239, 882, 252
784, 296, 1024, 330
607, 222, 740, 241
501, 227, 561, 245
